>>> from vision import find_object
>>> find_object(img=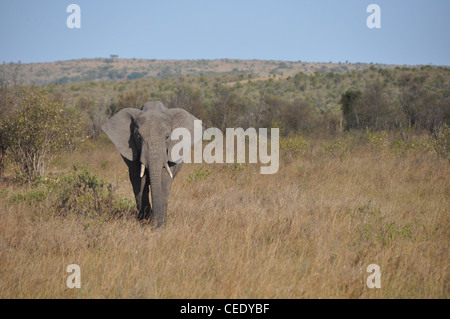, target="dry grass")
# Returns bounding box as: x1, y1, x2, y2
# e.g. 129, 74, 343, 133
0, 135, 448, 298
